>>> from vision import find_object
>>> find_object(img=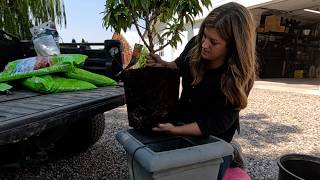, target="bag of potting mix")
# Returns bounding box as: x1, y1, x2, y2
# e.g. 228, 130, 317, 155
0, 83, 12, 93
65, 68, 117, 86
0, 54, 87, 83
137, 46, 149, 68
21, 75, 96, 94
130, 44, 149, 69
